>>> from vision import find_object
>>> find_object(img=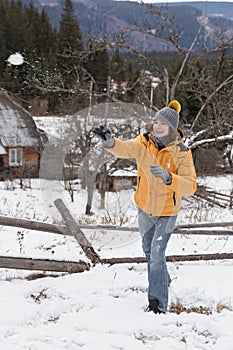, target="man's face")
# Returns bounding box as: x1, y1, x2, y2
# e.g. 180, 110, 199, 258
153, 120, 169, 137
